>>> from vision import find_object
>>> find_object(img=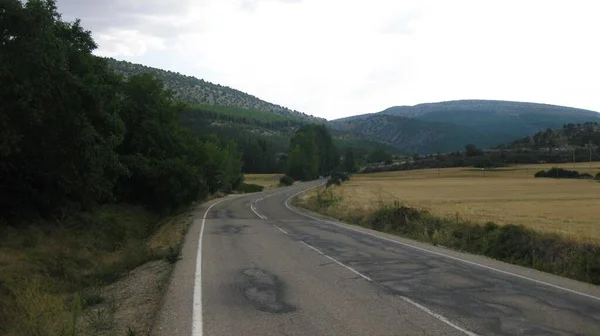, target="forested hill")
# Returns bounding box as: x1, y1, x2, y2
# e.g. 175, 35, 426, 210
105, 59, 401, 174
106, 58, 326, 124
331, 100, 600, 154
501, 122, 600, 149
